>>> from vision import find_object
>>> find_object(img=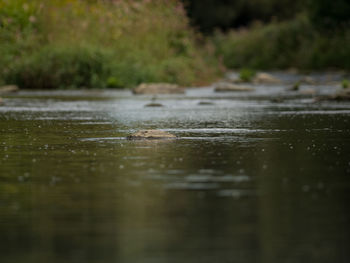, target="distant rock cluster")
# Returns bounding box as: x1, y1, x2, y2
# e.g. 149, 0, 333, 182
0, 85, 19, 94
0, 85, 19, 106
133, 83, 184, 95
